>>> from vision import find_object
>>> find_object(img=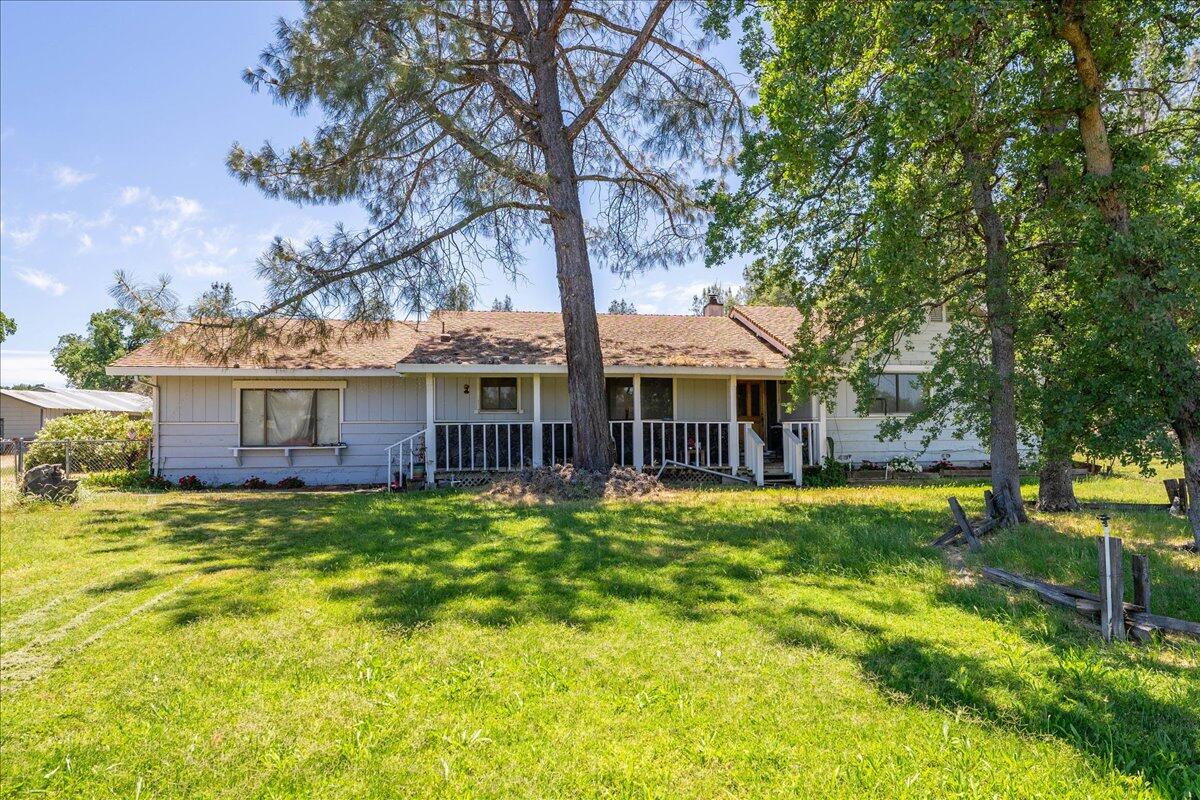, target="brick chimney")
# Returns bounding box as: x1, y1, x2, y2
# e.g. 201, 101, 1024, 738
702, 293, 725, 317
